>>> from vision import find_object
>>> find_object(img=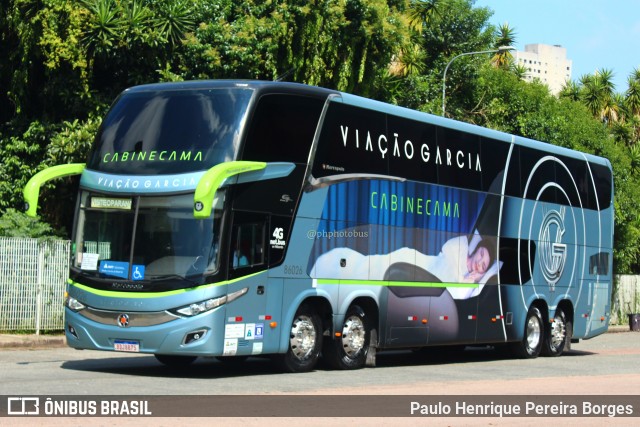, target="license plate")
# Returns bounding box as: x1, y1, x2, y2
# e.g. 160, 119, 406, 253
114, 340, 140, 352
